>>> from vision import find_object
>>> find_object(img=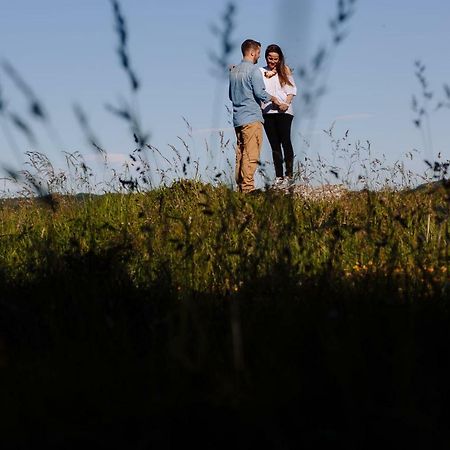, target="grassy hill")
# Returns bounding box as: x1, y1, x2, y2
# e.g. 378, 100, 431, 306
0, 180, 449, 447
